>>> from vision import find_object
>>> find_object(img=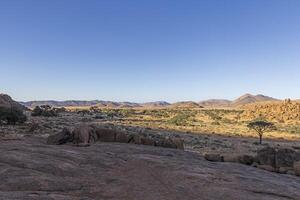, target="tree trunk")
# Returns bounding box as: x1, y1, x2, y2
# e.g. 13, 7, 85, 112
259, 134, 262, 144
